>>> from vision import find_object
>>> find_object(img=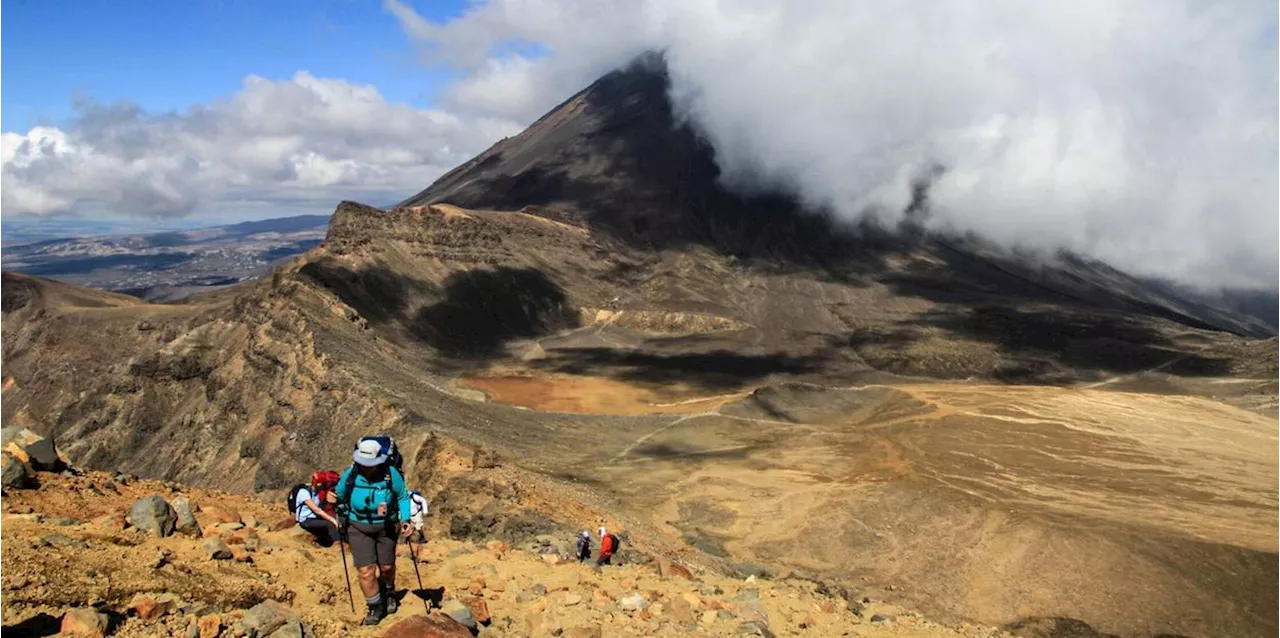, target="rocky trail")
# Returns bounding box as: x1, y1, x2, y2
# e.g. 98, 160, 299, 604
0, 430, 1017, 638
